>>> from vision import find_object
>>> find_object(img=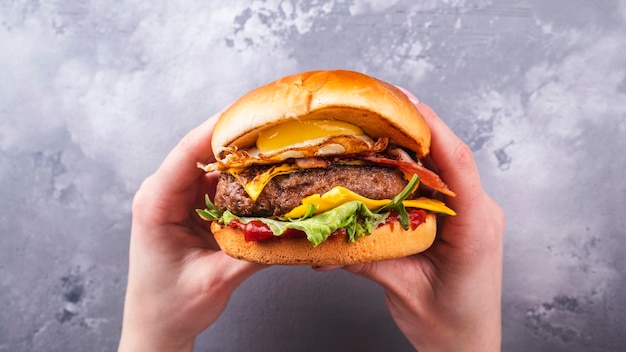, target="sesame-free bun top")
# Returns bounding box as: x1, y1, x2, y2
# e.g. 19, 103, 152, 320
212, 70, 431, 161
